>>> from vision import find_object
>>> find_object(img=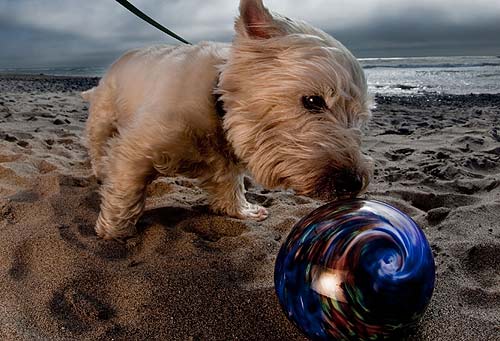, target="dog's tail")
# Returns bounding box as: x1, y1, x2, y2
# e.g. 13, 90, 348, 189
81, 87, 96, 102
